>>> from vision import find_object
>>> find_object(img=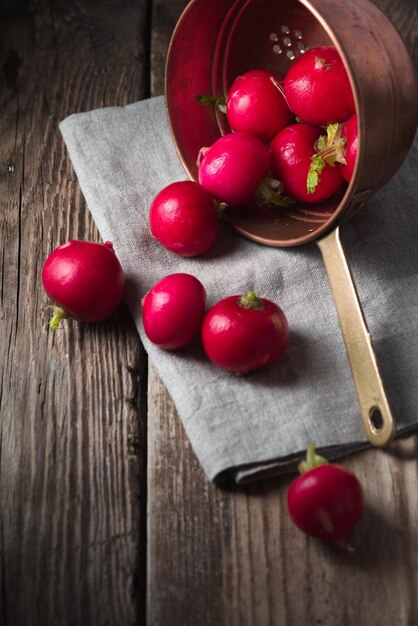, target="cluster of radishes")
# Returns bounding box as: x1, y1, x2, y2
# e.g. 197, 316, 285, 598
41, 249, 363, 545
41, 239, 288, 375
41, 248, 363, 546
149, 47, 358, 268
144, 46, 359, 372
142, 273, 288, 374
41, 43, 365, 545
199, 45, 358, 206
